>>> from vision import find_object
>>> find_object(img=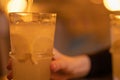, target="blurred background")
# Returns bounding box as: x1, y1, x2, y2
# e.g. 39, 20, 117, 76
0, 0, 111, 79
